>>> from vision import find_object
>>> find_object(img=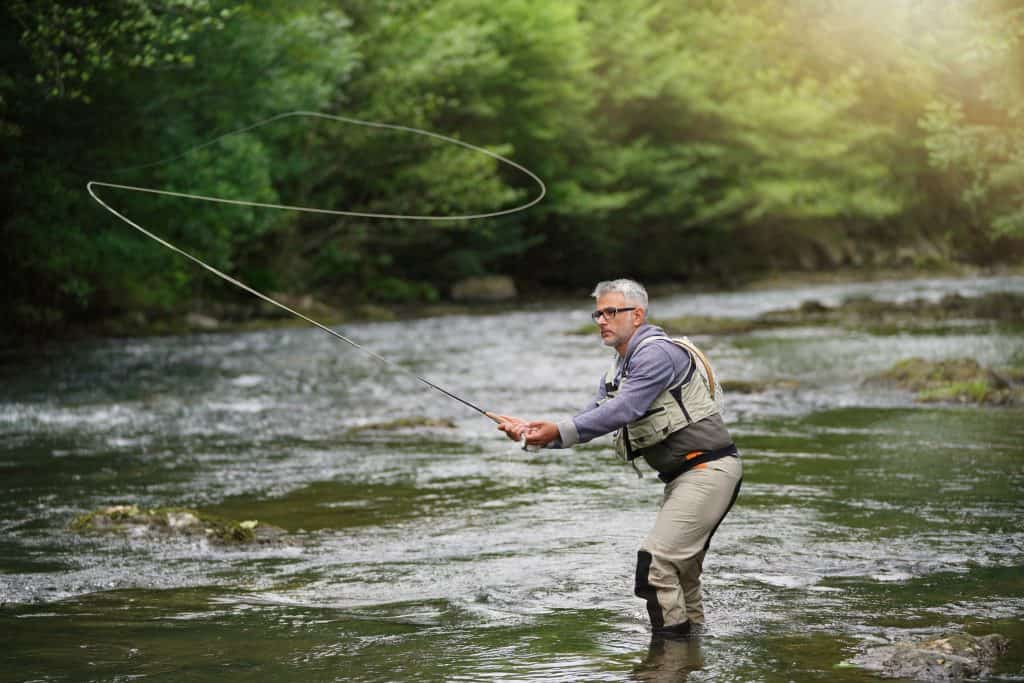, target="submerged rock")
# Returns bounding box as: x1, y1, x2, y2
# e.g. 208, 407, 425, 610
866, 357, 1019, 405
654, 315, 774, 336
935, 291, 1024, 322
760, 291, 1024, 332
70, 505, 288, 546
852, 632, 1010, 681
721, 378, 801, 393
349, 416, 458, 431
185, 312, 220, 331
570, 291, 1023, 338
